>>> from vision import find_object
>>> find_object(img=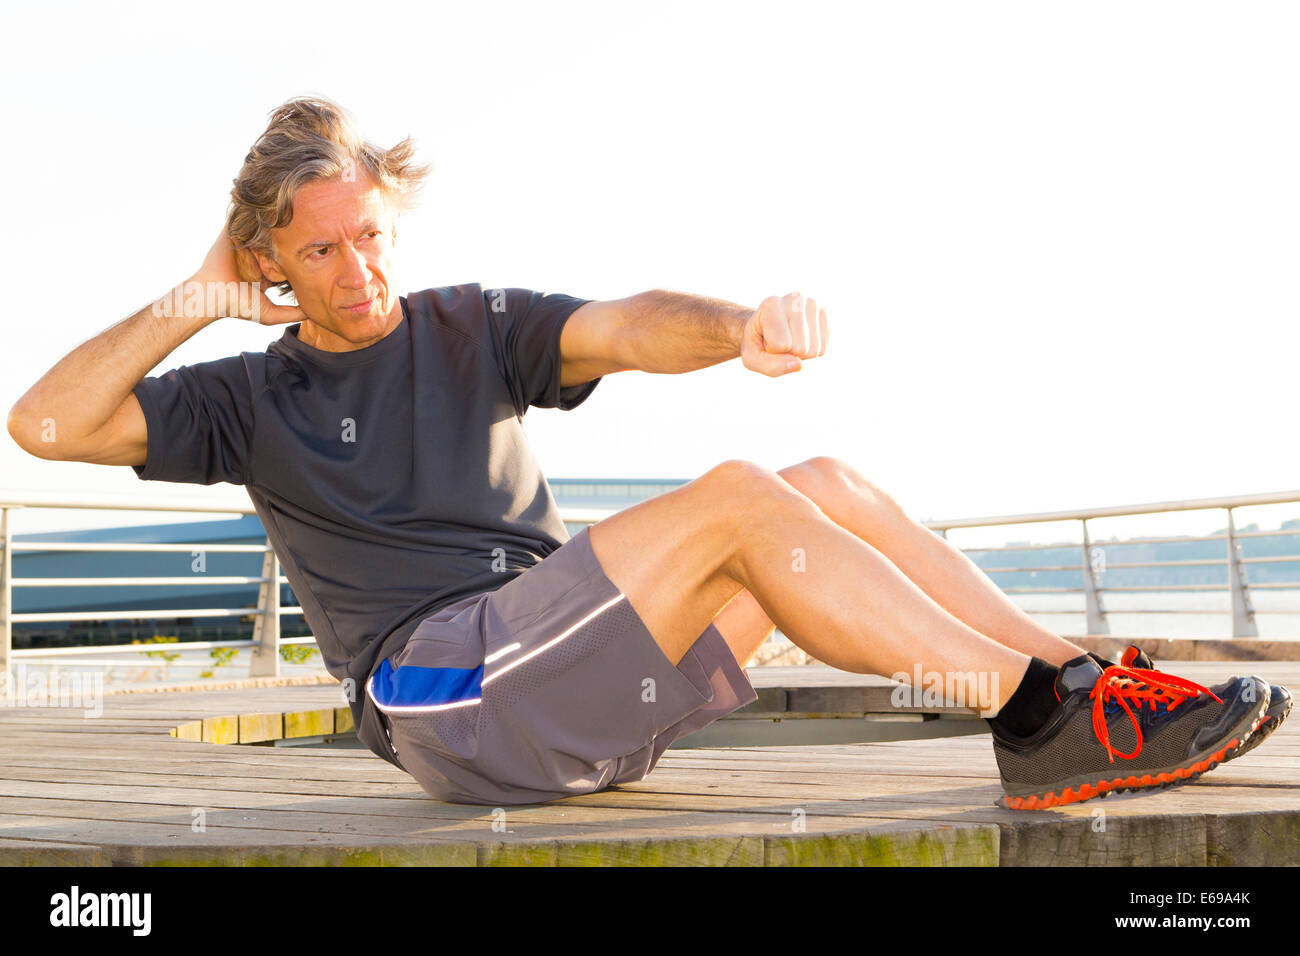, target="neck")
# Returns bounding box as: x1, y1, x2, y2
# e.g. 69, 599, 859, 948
298, 297, 403, 352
